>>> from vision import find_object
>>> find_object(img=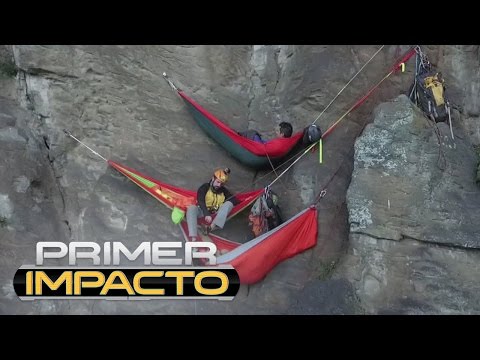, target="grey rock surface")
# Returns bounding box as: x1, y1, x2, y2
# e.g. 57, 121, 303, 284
344, 95, 480, 314
1, 45, 479, 314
